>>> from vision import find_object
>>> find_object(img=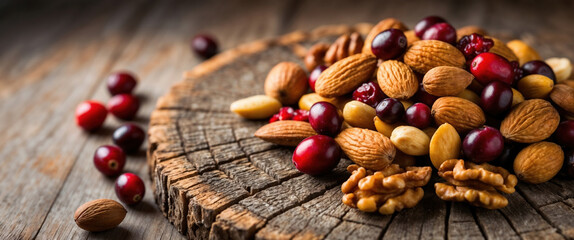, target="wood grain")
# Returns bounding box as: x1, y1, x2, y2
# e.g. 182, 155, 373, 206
2, 0, 574, 239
